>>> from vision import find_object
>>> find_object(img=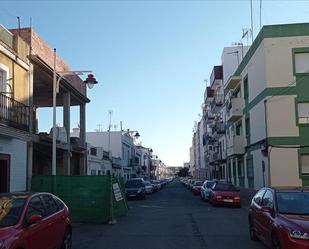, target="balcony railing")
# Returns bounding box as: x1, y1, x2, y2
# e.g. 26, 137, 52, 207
226, 97, 243, 122
227, 135, 245, 156
0, 93, 30, 132
212, 122, 225, 135
211, 94, 224, 112
213, 150, 226, 162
